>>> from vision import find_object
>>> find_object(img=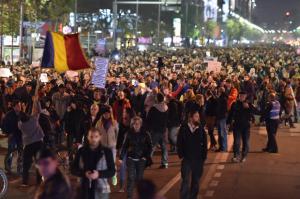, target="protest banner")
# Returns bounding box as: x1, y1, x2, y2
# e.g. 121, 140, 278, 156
92, 57, 109, 88
206, 61, 222, 73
